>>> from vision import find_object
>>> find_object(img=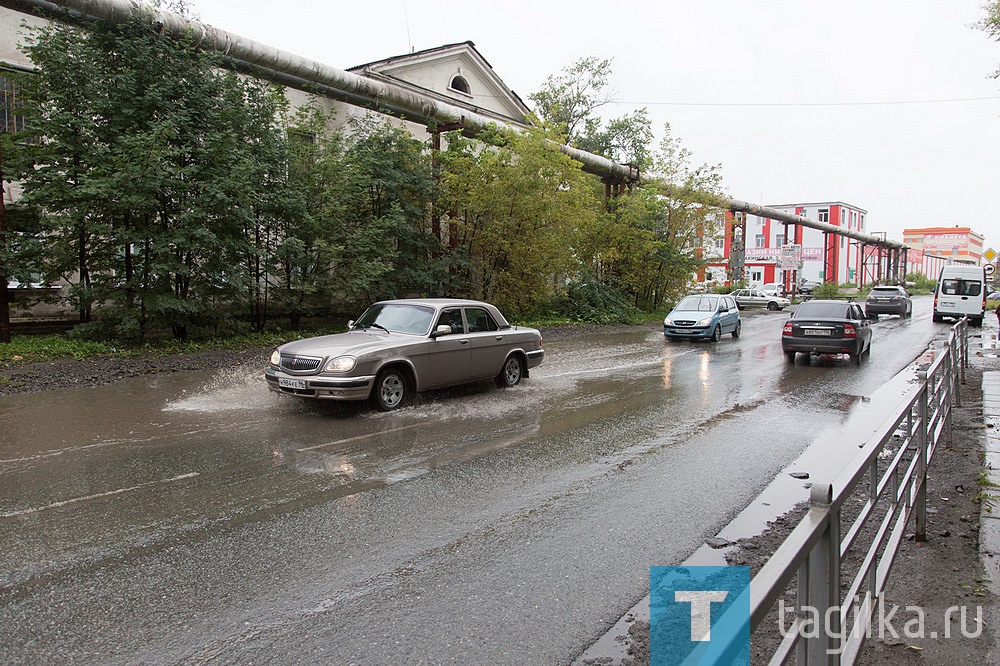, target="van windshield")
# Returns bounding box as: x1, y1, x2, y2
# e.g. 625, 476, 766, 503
941, 279, 981, 296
